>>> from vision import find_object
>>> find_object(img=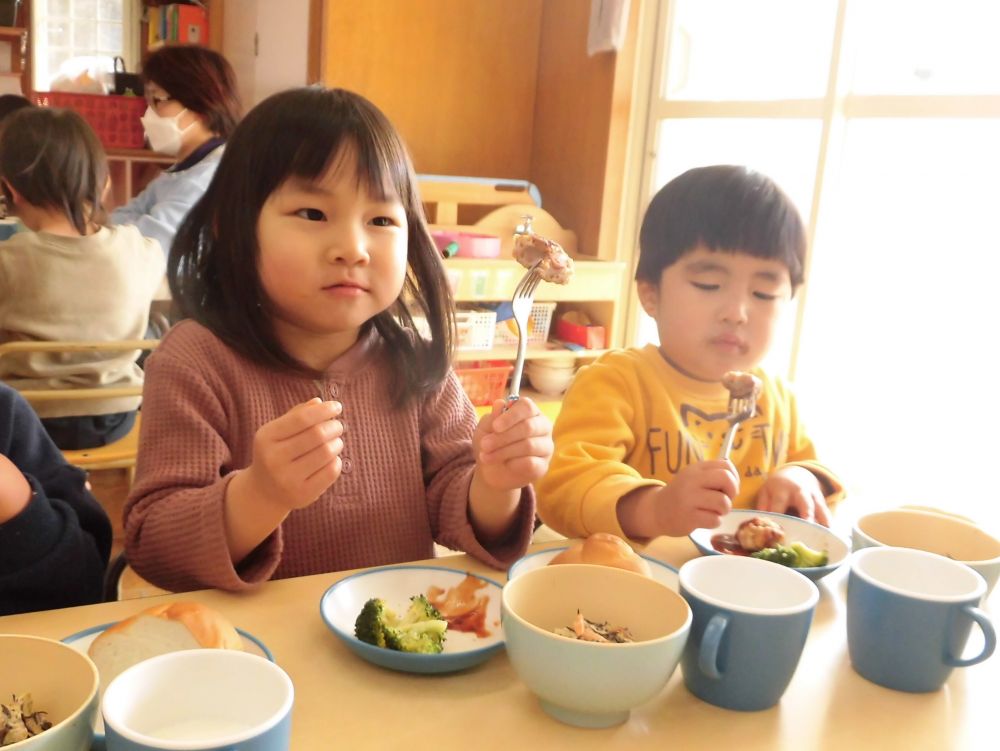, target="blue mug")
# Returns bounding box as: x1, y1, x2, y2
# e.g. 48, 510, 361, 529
847, 546, 996, 692
679, 555, 818, 711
